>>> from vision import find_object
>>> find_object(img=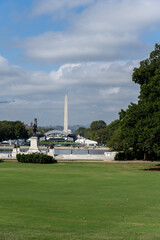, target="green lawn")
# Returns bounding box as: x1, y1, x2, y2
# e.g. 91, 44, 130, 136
0, 161, 160, 240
